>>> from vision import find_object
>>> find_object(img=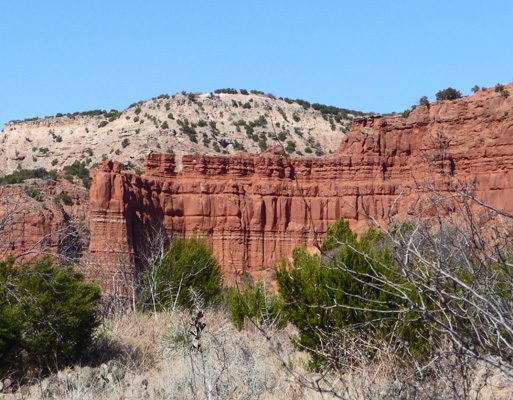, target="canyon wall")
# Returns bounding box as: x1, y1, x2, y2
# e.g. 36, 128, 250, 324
88, 84, 513, 279
0, 180, 89, 262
